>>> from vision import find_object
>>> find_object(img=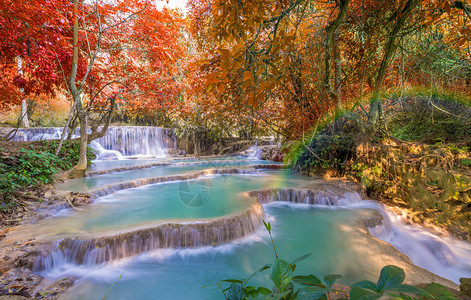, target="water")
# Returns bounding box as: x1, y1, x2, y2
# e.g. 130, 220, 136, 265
355, 201, 471, 283
246, 145, 262, 160
16, 127, 470, 298
56, 159, 281, 192
55, 205, 440, 300
11, 126, 174, 159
